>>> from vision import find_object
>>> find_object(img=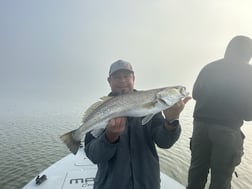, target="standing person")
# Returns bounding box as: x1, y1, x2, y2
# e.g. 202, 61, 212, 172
187, 35, 252, 189
84, 59, 191, 189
